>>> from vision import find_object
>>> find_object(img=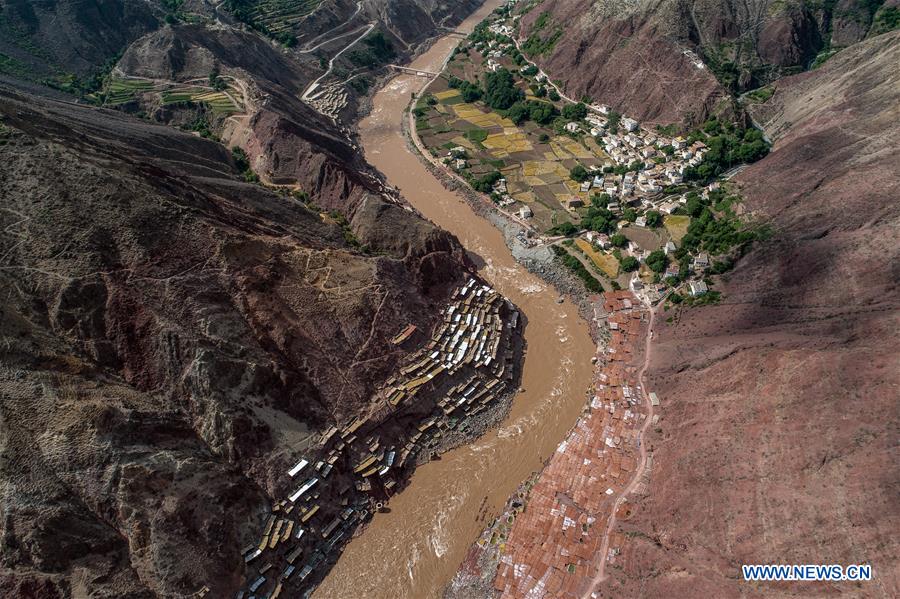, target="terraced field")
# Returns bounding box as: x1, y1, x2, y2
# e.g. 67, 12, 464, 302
575, 238, 619, 278
162, 88, 242, 114
103, 79, 154, 105
663, 214, 691, 241
241, 0, 324, 33
99, 78, 244, 115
